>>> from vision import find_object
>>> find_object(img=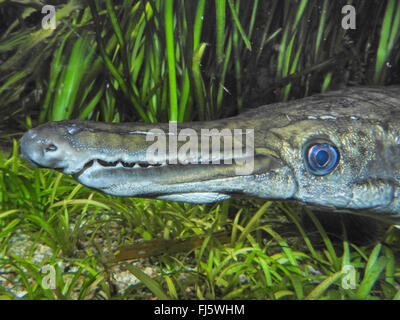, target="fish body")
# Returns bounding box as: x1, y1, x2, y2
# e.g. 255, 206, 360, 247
21, 86, 400, 224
